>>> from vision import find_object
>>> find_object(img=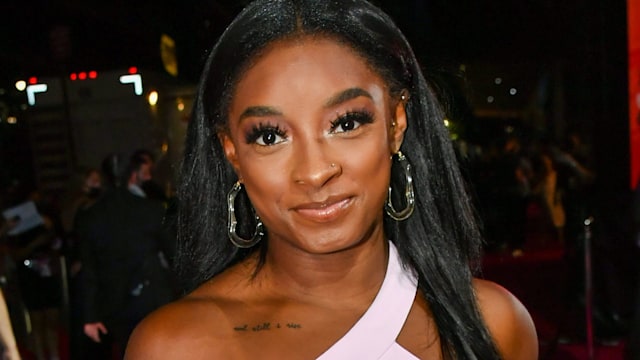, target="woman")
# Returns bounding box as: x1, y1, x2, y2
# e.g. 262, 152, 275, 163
532, 151, 565, 244
126, 0, 537, 358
